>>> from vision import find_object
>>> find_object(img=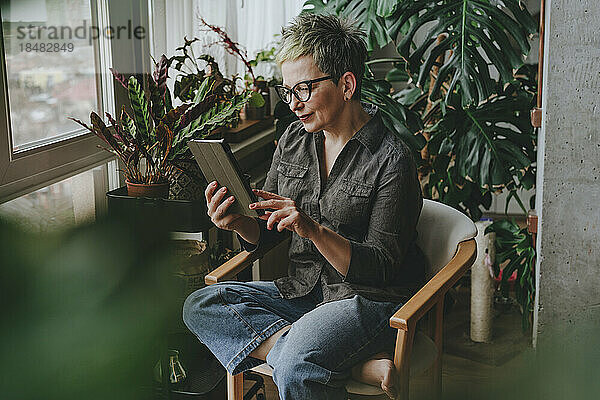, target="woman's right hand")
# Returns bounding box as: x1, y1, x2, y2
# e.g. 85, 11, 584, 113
205, 180, 245, 231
